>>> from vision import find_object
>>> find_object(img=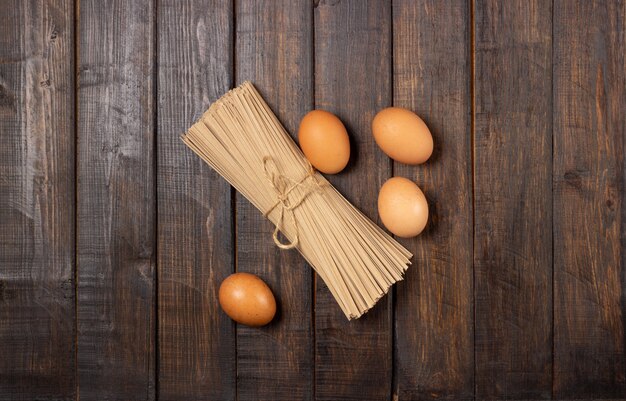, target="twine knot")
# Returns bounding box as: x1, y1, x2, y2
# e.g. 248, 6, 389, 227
262, 156, 326, 250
